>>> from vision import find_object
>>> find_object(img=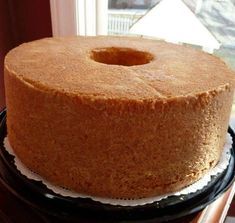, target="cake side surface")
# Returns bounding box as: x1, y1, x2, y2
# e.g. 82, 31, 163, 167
4, 36, 235, 198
